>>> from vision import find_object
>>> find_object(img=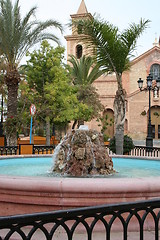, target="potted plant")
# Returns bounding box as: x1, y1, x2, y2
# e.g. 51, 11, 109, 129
109, 135, 134, 154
